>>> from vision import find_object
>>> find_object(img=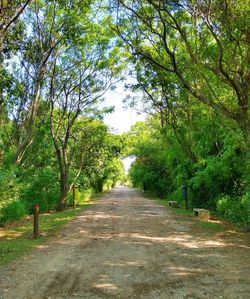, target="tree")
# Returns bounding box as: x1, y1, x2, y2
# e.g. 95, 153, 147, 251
0, 0, 30, 77
114, 0, 250, 140
10, 0, 69, 164
0, 0, 126, 220
49, 62, 114, 209
0, 0, 30, 40
47, 8, 119, 209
